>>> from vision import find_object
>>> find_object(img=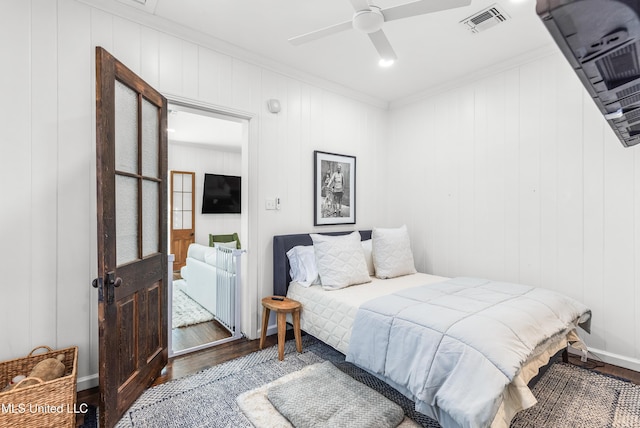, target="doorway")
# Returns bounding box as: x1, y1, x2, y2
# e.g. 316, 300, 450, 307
166, 100, 248, 357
